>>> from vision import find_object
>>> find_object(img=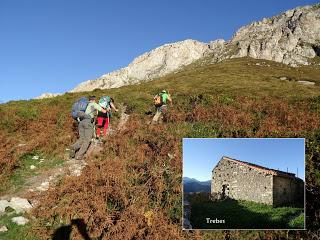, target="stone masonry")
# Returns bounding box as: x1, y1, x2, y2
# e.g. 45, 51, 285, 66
211, 156, 304, 207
